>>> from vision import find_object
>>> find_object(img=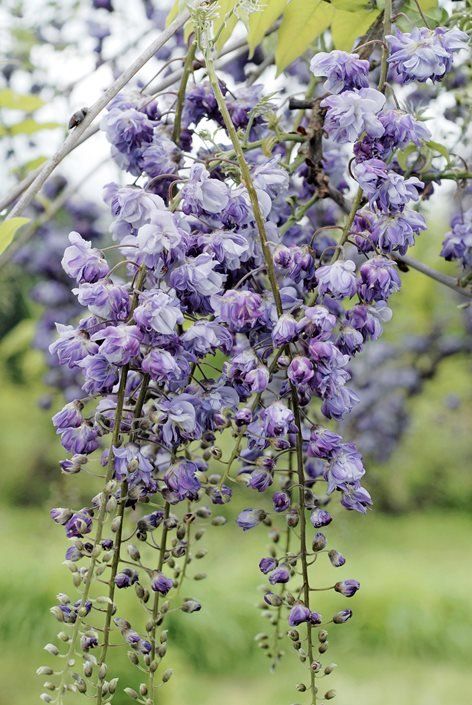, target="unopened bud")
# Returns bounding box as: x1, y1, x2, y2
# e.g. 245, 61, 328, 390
124, 687, 139, 699
44, 644, 59, 656
36, 667, 54, 676
127, 544, 140, 561
162, 669, 173, 683
325, 690, 336, 700
312, 532, 327, 551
